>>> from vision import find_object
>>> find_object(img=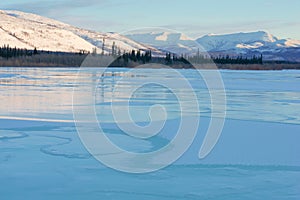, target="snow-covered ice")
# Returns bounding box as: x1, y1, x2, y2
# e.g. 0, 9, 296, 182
0, 67, 299, 199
